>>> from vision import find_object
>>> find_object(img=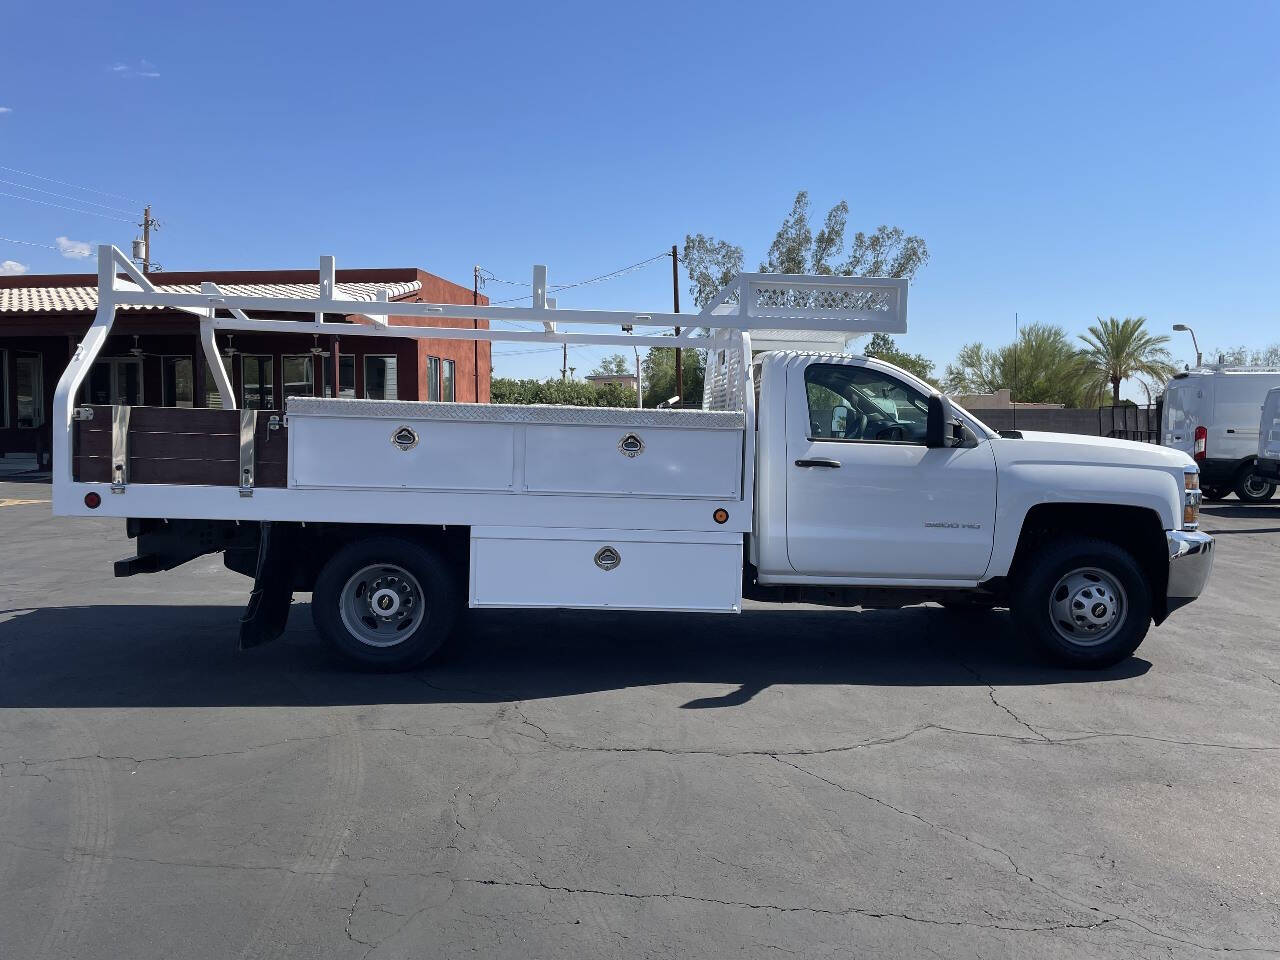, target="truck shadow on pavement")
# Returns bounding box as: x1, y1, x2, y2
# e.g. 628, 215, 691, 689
0, 602, 1149, 709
